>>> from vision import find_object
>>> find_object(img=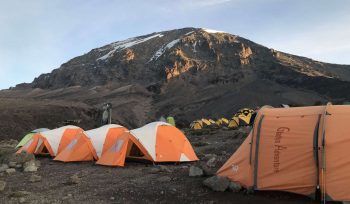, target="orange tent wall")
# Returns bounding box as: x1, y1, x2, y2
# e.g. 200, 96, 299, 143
155, 126, 198, 162
96, 133, 131, 167
254, 113, 319, 196
97, 132, 153, 166
218, 105, 350, 201
54, 134, 97, 162
321, 105, 350, 201
217, 133, 253, 188
56, 128, 85, 155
